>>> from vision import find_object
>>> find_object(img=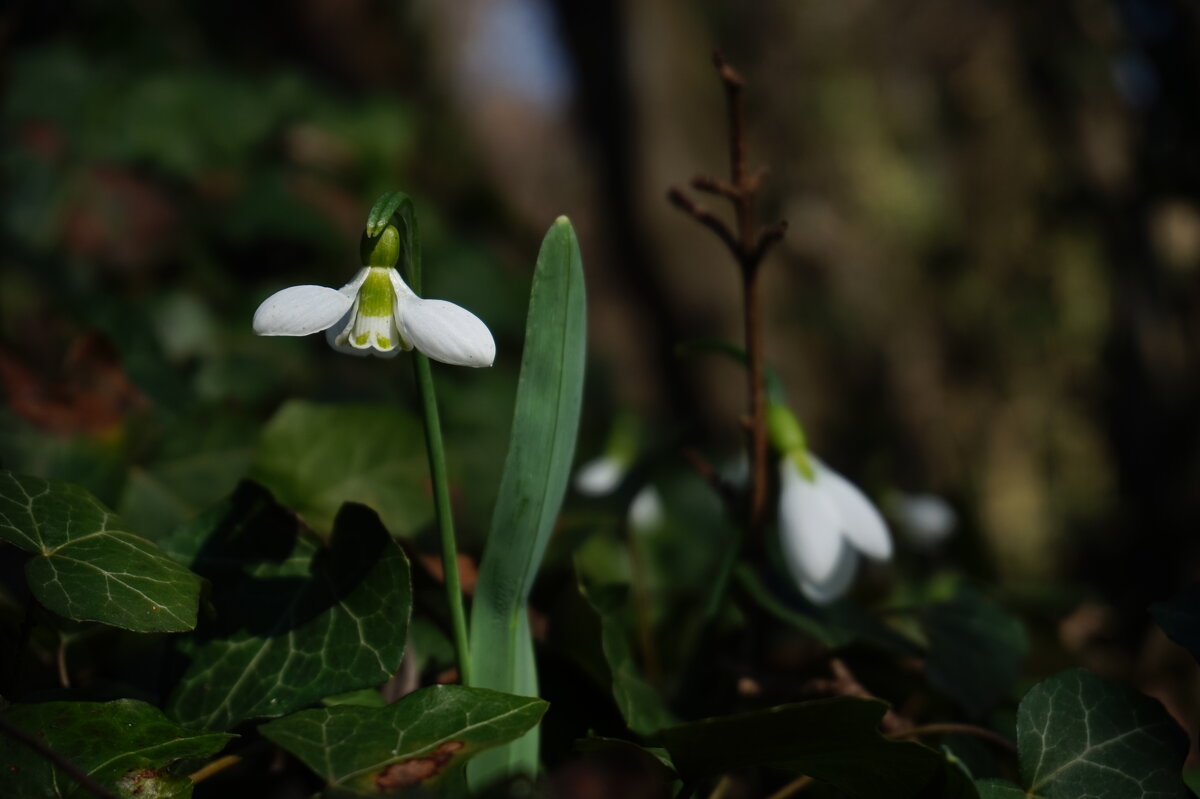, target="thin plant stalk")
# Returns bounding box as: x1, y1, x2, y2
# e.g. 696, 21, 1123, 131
400, 208, 473, 685
412, 353, 472, 685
